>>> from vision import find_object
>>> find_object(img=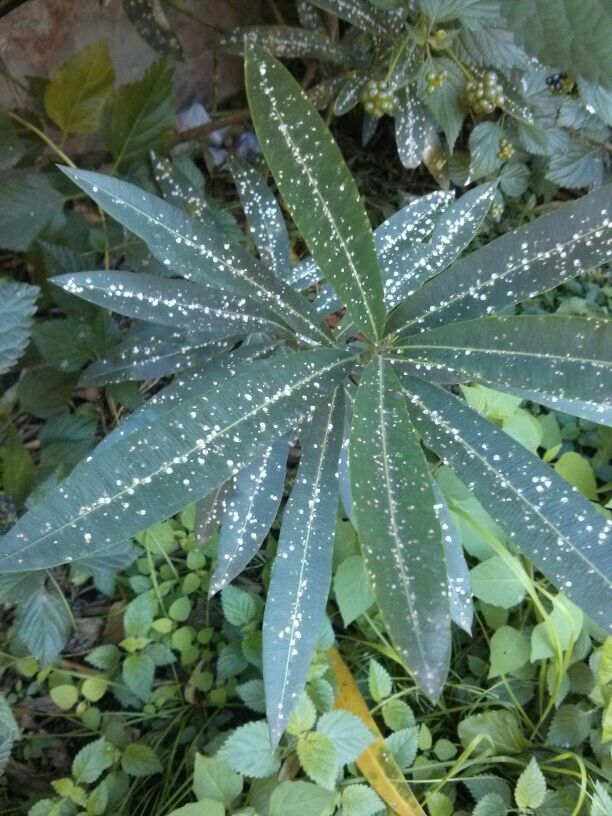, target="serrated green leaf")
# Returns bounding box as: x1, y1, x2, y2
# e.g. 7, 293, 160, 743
269, 780, 336, 816
15, 585, 72, 665
0, 695, 20, 774
501, 0, 612, 89
393, 315, 612, 425
385, 727, 418, 770
0, 171, 64, 252
317, 709, 376, 765
219, 721, 281, 778
221, 585, 258, 627
368, 658, 392, 702
473, 792, 509, 816
400, 375, 612, 633
469, 122, 504, 178
546, 704, 592, 747
123, 652, 155, 700
334, 555, 375, 626
515, 756, 547, 810
121, 743, 162, 776
72, 738, 115, 784
350, 358, 450, 700
229, 156, 291, 279
388, 185, 612, 336
591, 781, 612, 816
44, 41, 114, 135
417, 58, 467, 150
341, 784, 385, 816
50, 684, 78, 710
124, 592, 157, 636
246, 45, 385, 342
210, 435, 287, 594
0, 349, 352, 571
286, 692, 317, 735
263, 388, 344, 744
0, 279, 38, 374
297, 732, 338, 789
61, 168, 329, 346
101, 59, 175, 169
458, 709, 527, 755
193, 753, 243, 807
381, 699, 415, 732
